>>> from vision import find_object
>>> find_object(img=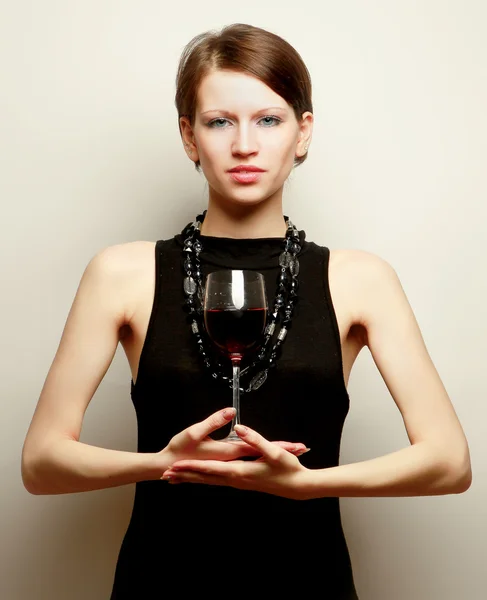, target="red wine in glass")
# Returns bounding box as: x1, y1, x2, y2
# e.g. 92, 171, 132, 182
203, 270, 268, 441
204, 307, 267, 359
